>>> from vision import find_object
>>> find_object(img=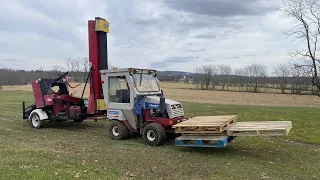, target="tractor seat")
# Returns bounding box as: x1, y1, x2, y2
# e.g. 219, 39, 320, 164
116, 89, 130, 103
